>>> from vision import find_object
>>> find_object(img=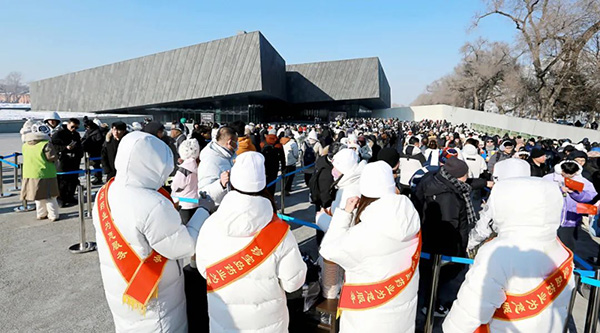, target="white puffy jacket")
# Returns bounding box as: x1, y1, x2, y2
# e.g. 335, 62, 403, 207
463, 144, 487, 178
315, 160, 366, 232
197, 141, 235, 205
194, 190, 307, 332
444, 178, 575, 333
320, 194, 421, 333
93, 131, 209, 333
